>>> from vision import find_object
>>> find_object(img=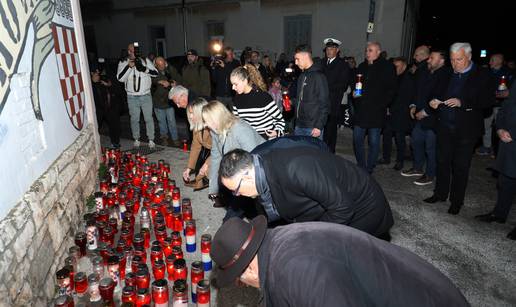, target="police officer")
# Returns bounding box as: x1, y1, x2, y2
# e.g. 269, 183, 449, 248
322, 38, 351, 153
